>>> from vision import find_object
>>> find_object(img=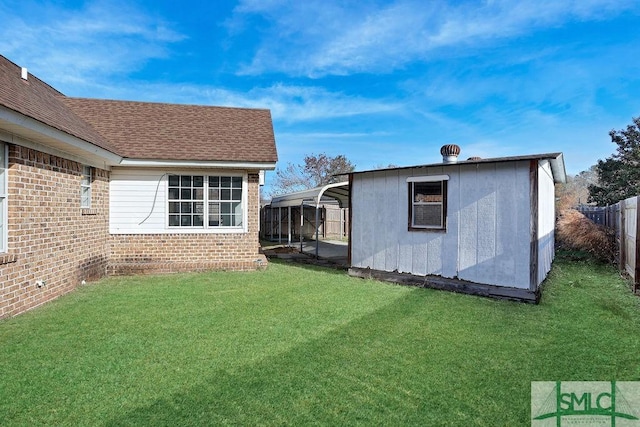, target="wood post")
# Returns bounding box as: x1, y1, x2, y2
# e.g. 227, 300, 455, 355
635, 197, 640, 293
619, 200, 626, 273
586, 198, 638, 295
